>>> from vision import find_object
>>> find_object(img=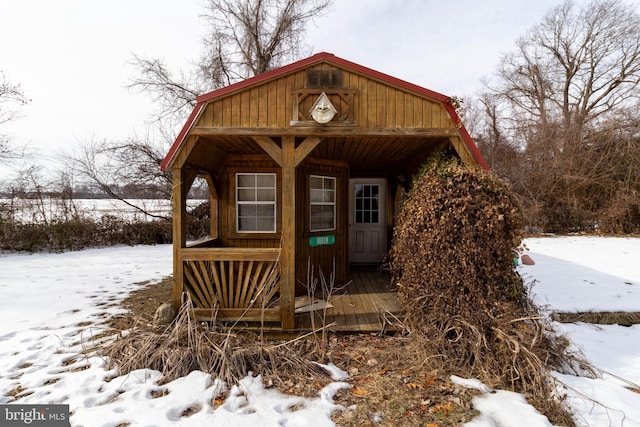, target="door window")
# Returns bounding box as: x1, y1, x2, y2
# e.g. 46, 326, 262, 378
354, 184, 380, 224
